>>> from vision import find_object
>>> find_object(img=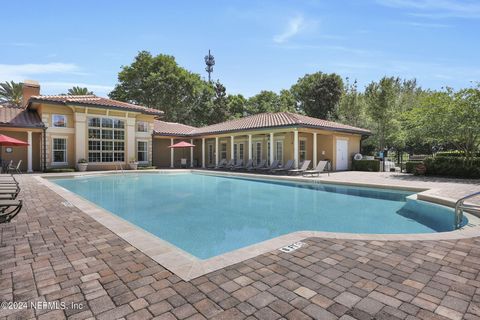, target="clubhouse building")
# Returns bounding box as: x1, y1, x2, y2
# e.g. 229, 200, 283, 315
0, 81, 370, 172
